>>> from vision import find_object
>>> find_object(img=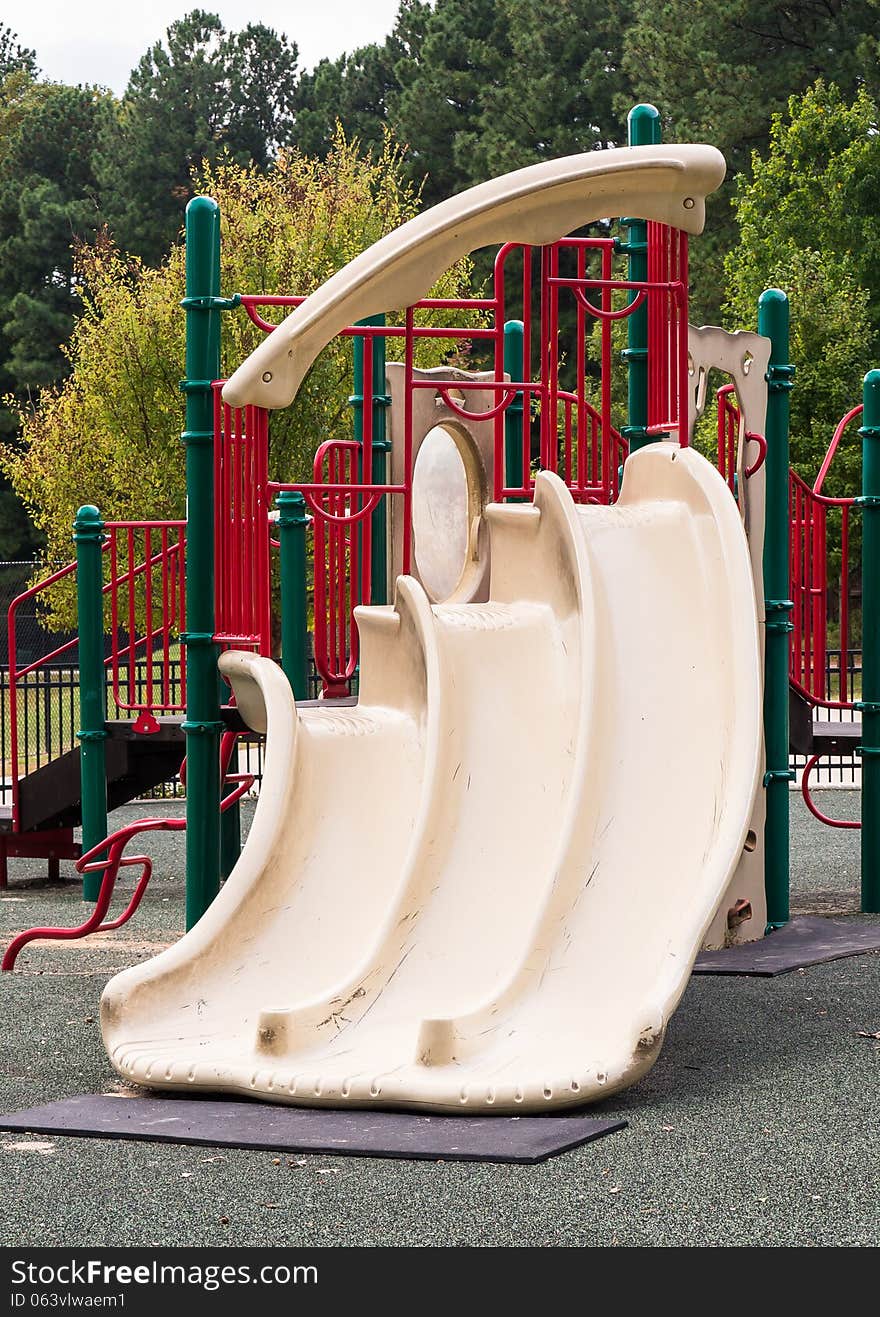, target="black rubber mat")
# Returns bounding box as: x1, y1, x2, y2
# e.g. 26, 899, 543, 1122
693, 915, 880, 977
0, 1094, 625, 1165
